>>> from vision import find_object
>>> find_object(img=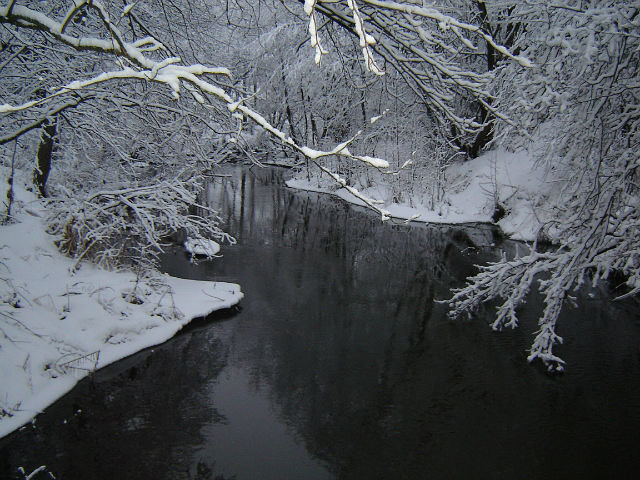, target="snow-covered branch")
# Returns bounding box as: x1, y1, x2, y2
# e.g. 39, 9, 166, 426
358, 0, 531, 67
446, 250, 570, 371
0, 96, 88, 145
45, 177, 234, 269
0, 64, 230, 114
301, 0, 532, 137
304, 0, 329, 65
448, 171, 640, 371
346, 0, 384, 75
1, 1, 160, 69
